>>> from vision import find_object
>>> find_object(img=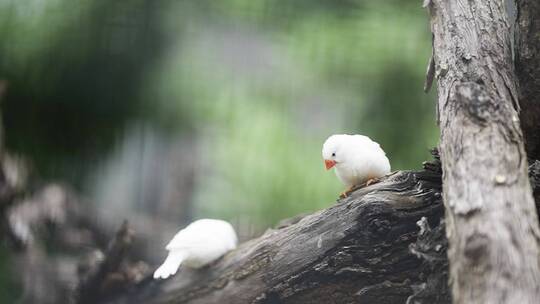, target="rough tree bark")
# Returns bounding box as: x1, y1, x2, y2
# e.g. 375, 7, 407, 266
97, 158, 448, 304
515, 0, 540, 160
425, 0, 540, 303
